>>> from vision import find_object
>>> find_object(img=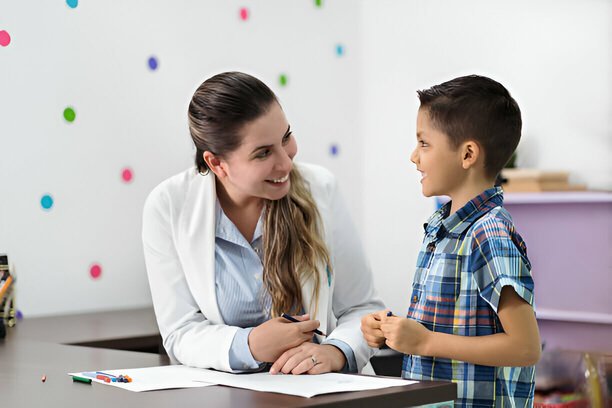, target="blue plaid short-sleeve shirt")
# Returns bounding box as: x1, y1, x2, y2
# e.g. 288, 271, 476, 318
402, 187, 536, 407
